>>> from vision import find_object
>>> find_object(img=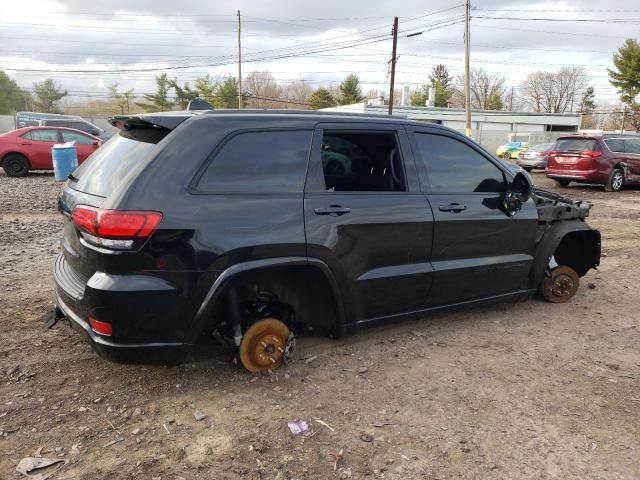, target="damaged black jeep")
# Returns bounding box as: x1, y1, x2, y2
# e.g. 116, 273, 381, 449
52, 110, 600, 371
